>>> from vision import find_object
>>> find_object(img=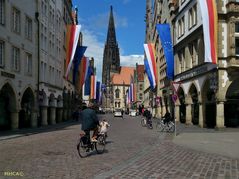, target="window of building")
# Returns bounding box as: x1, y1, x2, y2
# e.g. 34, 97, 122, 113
236, 23, 239, 33
25, 16, 32, 40
0, 0, 5, 25
118, 102, 120, 108
189, 5, 197, 29
139, 84, 143, 90
178, 20, 181, 38
115, 89, 120, 98
178, 48, 185, 73
181, 16, 185, 35
12, 46, 20, 71
236, 38, 239, 56
115, 102, 117, 108
12, 7, 21, 34
189, 43, 193, 68
0, 40, 4, 67
25, 52, 32, 75
139, 93, 143, 100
